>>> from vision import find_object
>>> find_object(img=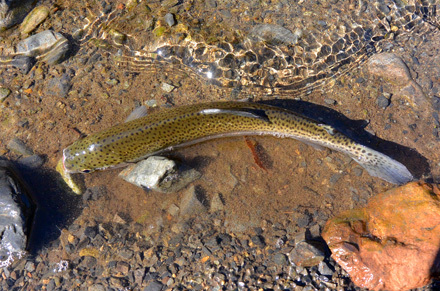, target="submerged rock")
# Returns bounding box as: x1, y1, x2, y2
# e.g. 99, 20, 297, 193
0, 0, 33, 31
179, 185, 207, 216
0, 158, 36, 267
119, 156, 201, 193
322, 182, 440, 291
288, 241, 325, 267
249, 24, 302, 45
19, 5, 49, 35
16, 30, 69, 64
368, 53, 429, 113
